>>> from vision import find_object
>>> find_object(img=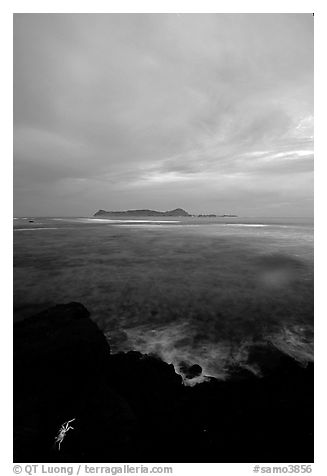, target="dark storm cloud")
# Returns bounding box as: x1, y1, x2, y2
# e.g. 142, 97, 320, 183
14, 13, 313, 216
